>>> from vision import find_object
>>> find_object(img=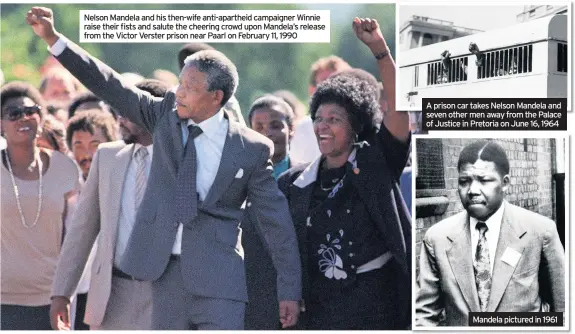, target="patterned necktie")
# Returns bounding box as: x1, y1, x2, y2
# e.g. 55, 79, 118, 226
134, 147, 149, 210
174, 124, 203, 224
474, 221, 491, 312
